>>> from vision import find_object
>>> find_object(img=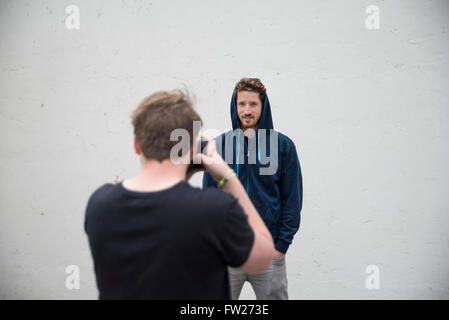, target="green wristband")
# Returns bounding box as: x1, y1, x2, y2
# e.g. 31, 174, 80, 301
217, 169, 235, 188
